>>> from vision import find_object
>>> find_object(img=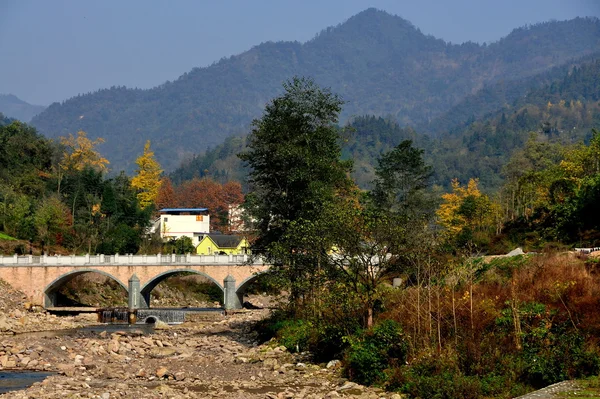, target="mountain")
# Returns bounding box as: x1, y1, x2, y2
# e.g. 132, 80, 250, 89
0, 94, 46, 122
171, 57, 600, 191
421, 52, 600, 137
31, 9, 600, 173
